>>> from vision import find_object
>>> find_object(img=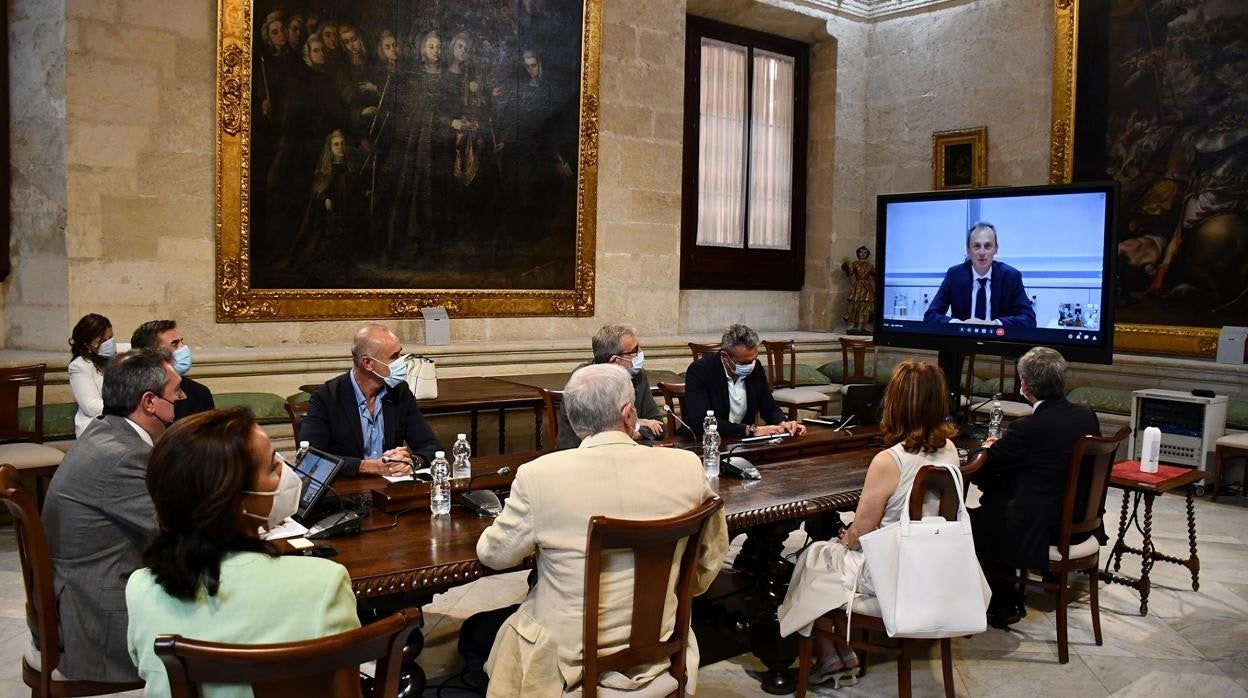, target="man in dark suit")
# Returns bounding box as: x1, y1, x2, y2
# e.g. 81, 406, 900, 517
42, 348, 183, 681
683, 323, 806, 438
301, 323, 443, 477
131, 319, 216, 419
555, 324, 665, 449
923, 222, 1036, 328
970, 346, 1101, 628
